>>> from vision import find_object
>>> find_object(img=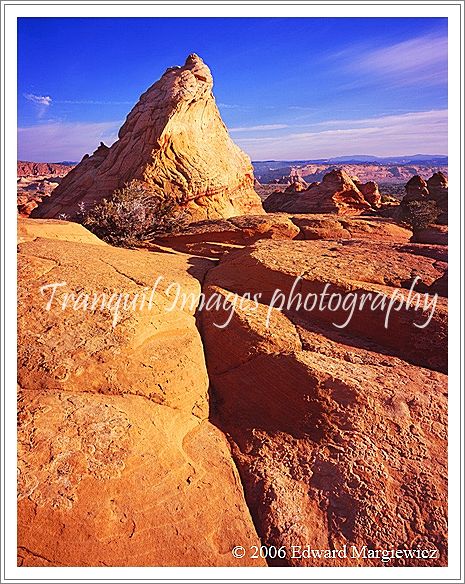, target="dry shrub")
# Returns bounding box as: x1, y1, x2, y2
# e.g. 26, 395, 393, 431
81, 180, 190, 245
